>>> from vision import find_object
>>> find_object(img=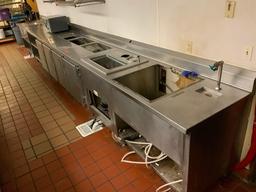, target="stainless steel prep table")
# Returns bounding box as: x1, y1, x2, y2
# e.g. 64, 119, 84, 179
22, 22, 256, 192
